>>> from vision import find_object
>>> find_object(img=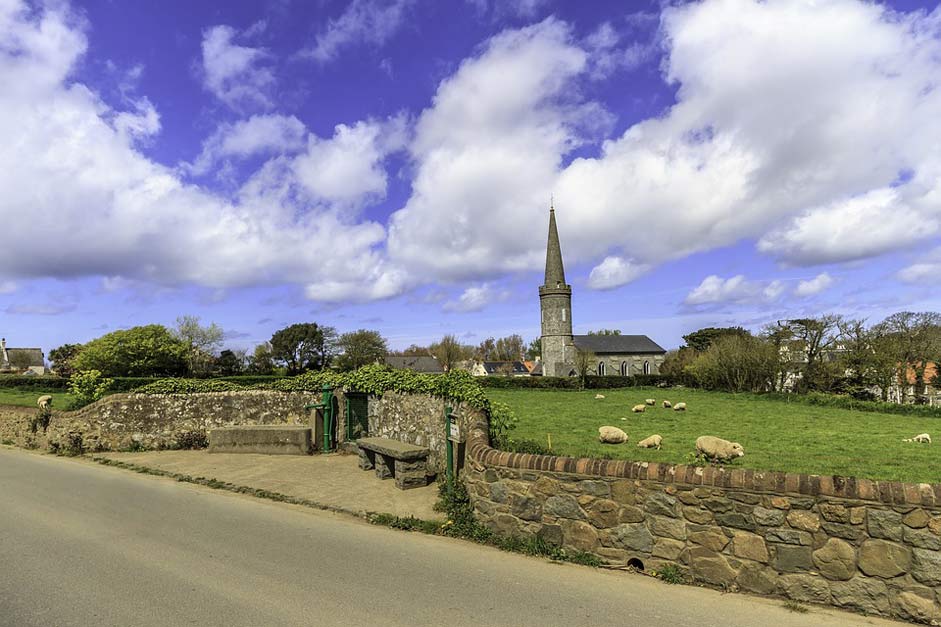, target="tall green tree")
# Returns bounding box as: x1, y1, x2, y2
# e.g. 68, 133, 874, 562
215, 349, 245, 376
71, 325, 188, 377
429, 334, 471, 371
682, 327, 749, 352
270, 323, 330, 374
48, 343, 83, 377
525, 338, 541, 361
174, 315, 224, 377
248, 342, 276, 375
335, 329, 388, 371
